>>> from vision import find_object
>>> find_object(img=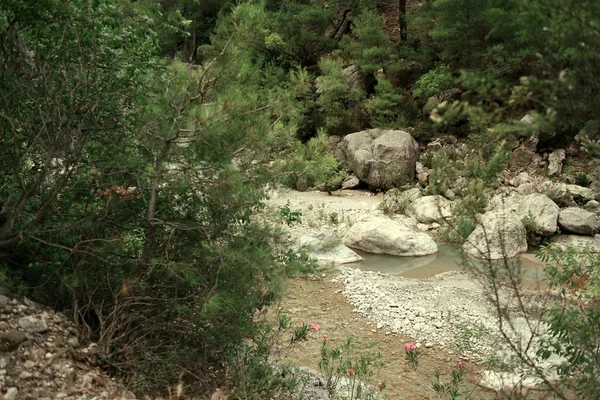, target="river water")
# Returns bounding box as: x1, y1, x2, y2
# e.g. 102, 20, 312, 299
351, 243, 547, 281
